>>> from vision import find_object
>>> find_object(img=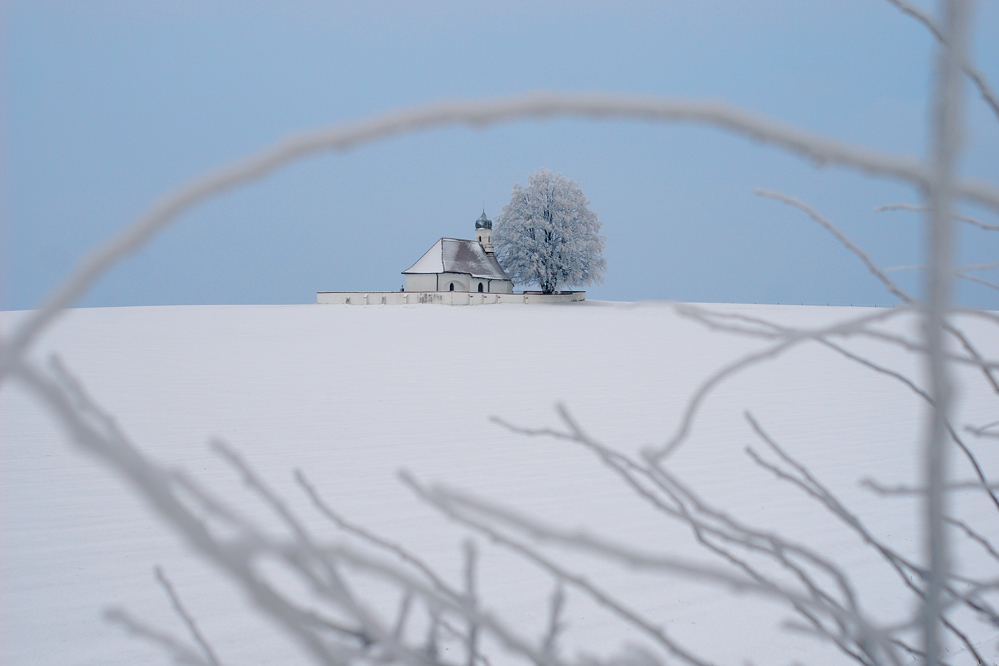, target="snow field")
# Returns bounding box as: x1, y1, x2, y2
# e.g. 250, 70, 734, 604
2, 302, 997, 665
